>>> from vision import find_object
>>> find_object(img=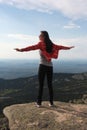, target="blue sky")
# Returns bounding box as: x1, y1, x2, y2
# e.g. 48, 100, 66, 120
0, 0, 87, 60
